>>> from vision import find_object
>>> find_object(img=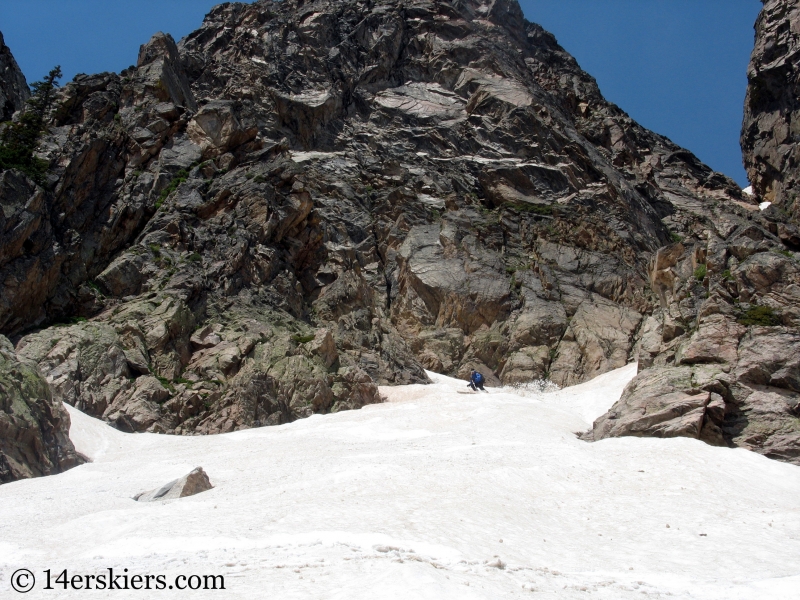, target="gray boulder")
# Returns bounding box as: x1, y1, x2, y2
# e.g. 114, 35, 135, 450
134, 467, 213, 501
584, 366, 729, 447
